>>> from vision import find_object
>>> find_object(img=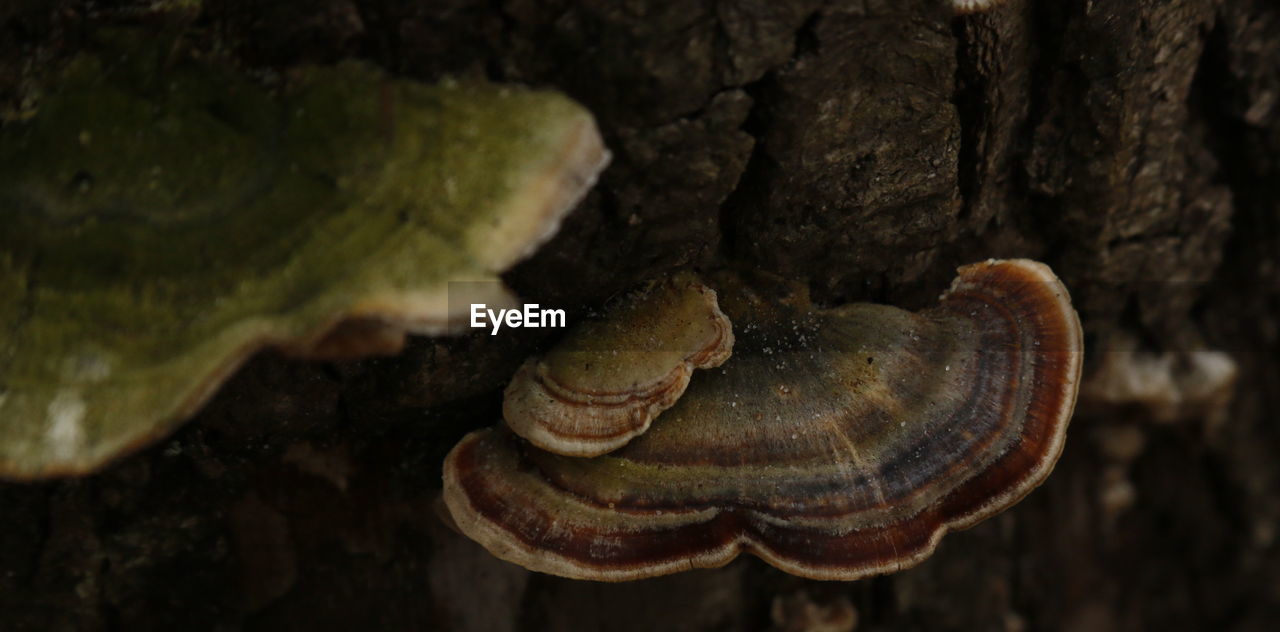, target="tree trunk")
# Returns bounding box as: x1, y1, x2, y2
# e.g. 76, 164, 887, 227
2, 0, 1278, 630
